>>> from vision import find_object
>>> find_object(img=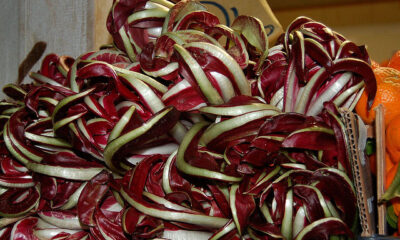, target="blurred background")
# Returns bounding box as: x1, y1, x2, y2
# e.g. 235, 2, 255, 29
270, 0, 400, 63
1, 0, 399, 92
